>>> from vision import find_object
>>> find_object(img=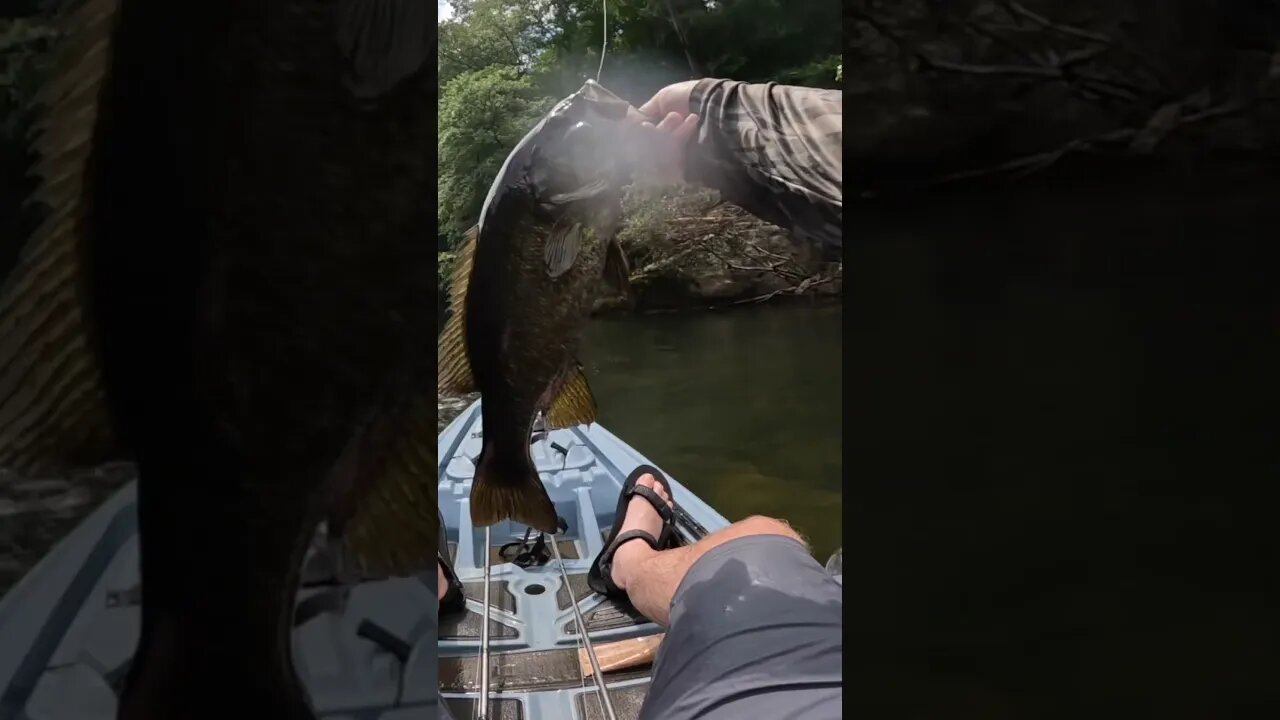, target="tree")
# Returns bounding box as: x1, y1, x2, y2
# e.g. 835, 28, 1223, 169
437, 66, 554, 242
438, 0, 554, 88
